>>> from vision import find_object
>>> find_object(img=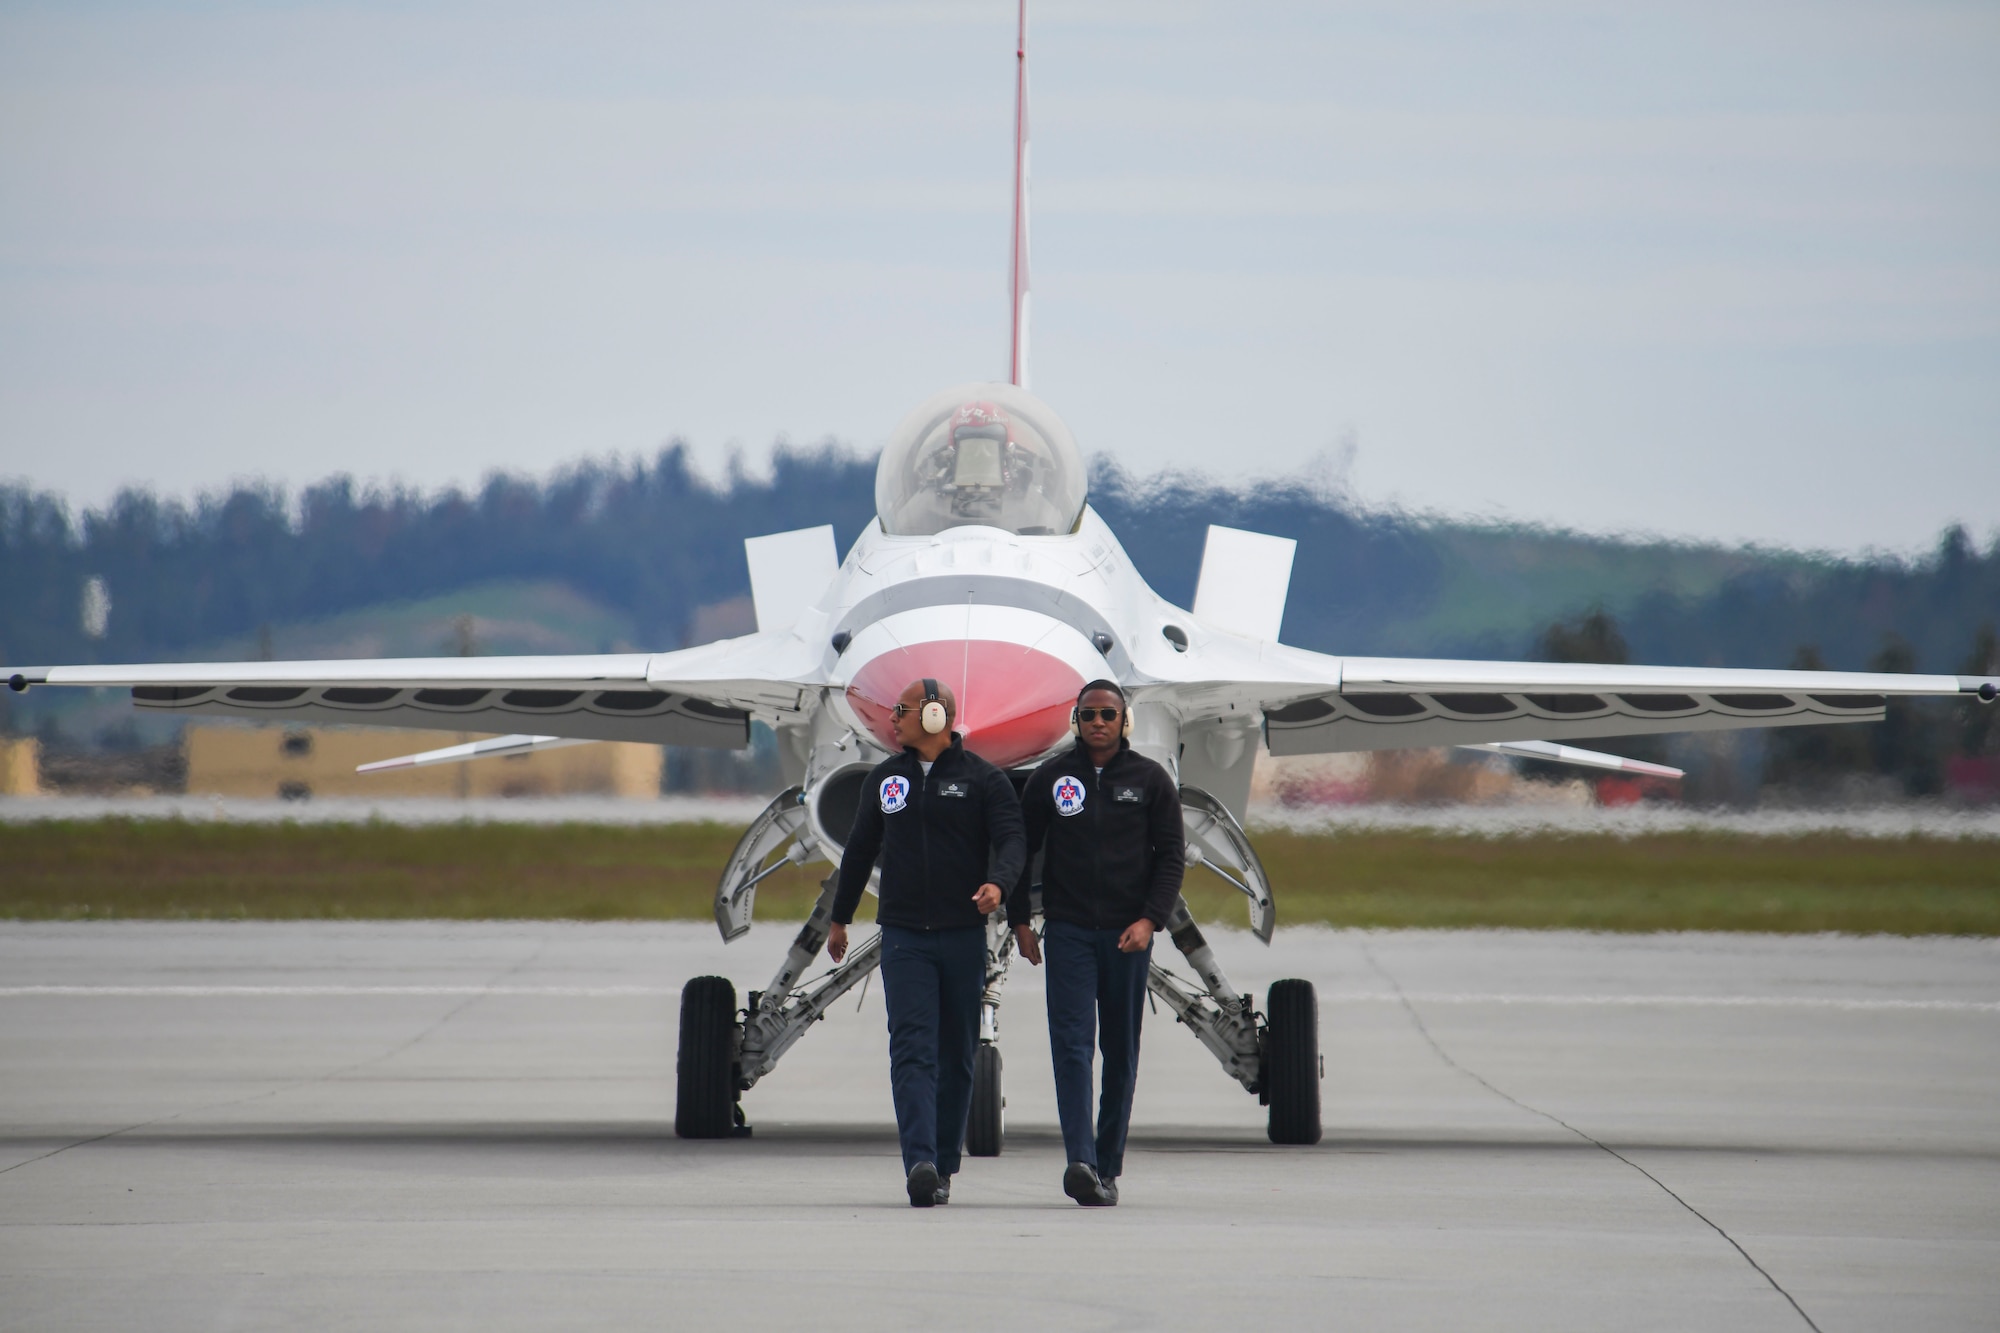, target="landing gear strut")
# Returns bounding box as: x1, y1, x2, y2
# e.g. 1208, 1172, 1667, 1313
679, 852, 1023, 1146
1145, 901, 1322, 1145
